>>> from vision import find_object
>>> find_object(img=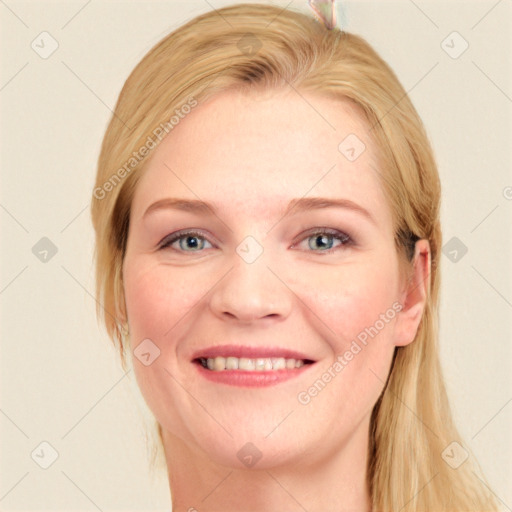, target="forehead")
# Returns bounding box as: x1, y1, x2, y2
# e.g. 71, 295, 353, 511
131, 88, 390, 224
